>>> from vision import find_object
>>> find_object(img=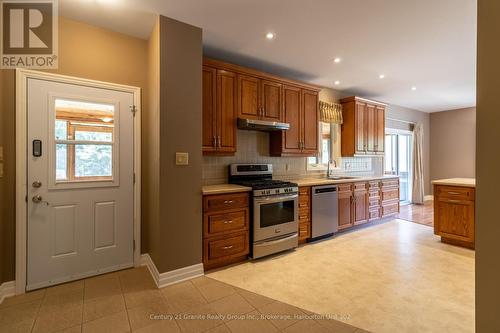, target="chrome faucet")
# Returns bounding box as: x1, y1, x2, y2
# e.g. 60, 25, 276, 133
327, 160, 337, 177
